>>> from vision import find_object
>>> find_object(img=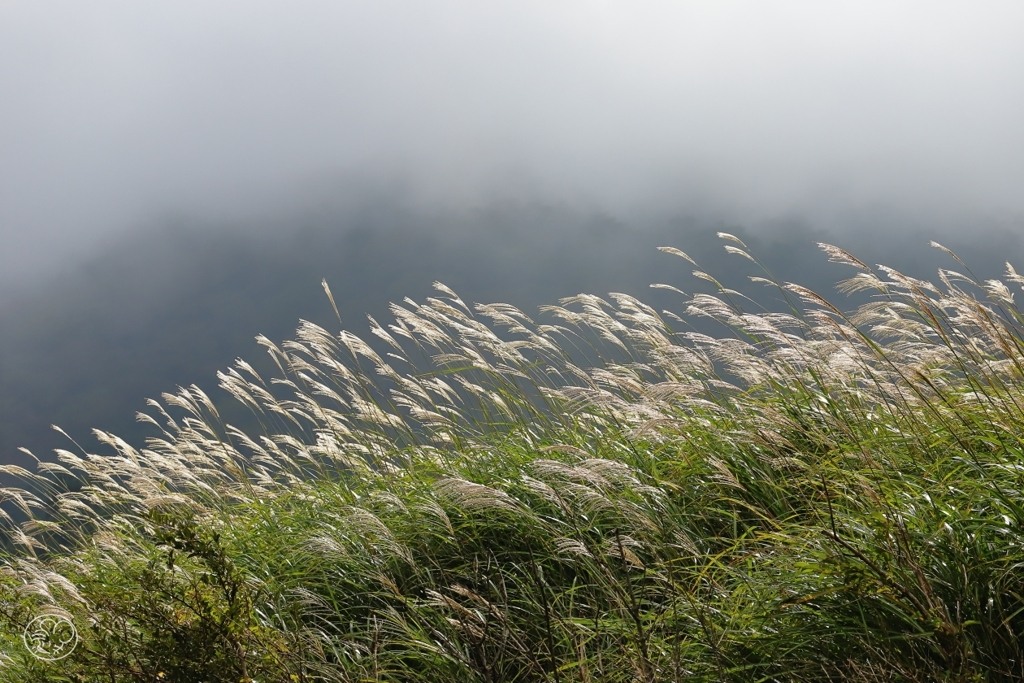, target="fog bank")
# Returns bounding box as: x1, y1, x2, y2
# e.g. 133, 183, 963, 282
2, 2, 1022, 293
